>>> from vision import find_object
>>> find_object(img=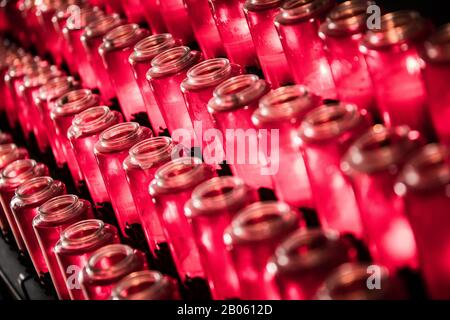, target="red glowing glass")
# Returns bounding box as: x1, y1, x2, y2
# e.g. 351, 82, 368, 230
361, 11, 433, 137
52, 89, 102, 188
224, 201, 301, 300
342, 125, 420, 271
422, 24, 450, 147
208, 74, 274, 190
33, 194, 94, 300
149, 157, 216, 280
208, 0, 259, 71
55, 219, 120, 300
11, 177, 66, 278
111, 270, 180, 300
68, 106, 122, 206
123, 137, 178, 252
158, 0, 195, 46
181, 58, 241, 154
319, 0, 377, 115
104, 0, 124, 15
81, 14, 125, 102
252, 85, 321, 208
275, 0, 337, 99
268, 229, 353, 300
147, 46, 201, 143
79, 244, 147, 300
140, 0, 167, 34
244, 0, 292, 88
184, 0, 225, 59
129, 33, 177, 134
298, 103, 371, 237
51, 3, 76, 68
120, 0, 146, 25
94, 122, 153, 235
185, 176, 257, 299
99, 24, 150, 122
395, 144, 450, 299
0, 159, 48, 252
